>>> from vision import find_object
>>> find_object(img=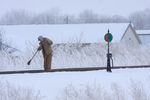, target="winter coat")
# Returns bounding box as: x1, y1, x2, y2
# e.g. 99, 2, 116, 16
38, 37, 53, 57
